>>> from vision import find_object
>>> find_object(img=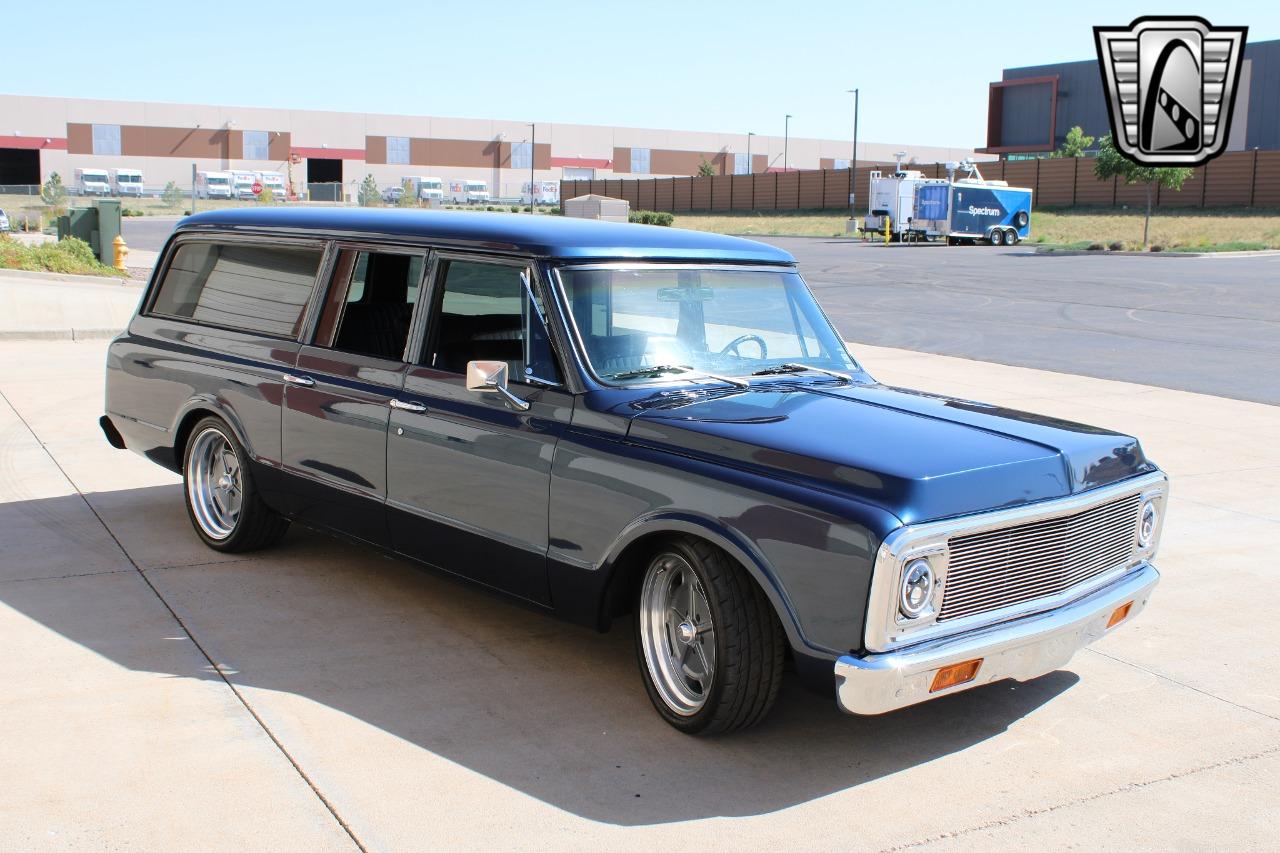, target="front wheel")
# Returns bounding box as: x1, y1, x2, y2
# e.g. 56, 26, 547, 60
183, 417, 288, 552
989, 229, 1005, 246
635, 537, 785, 734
